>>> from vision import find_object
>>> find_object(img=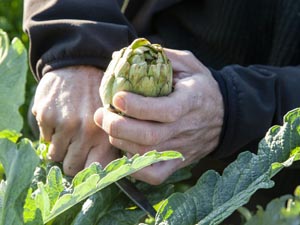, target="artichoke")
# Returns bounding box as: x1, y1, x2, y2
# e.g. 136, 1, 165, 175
100, 38, 173, 111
